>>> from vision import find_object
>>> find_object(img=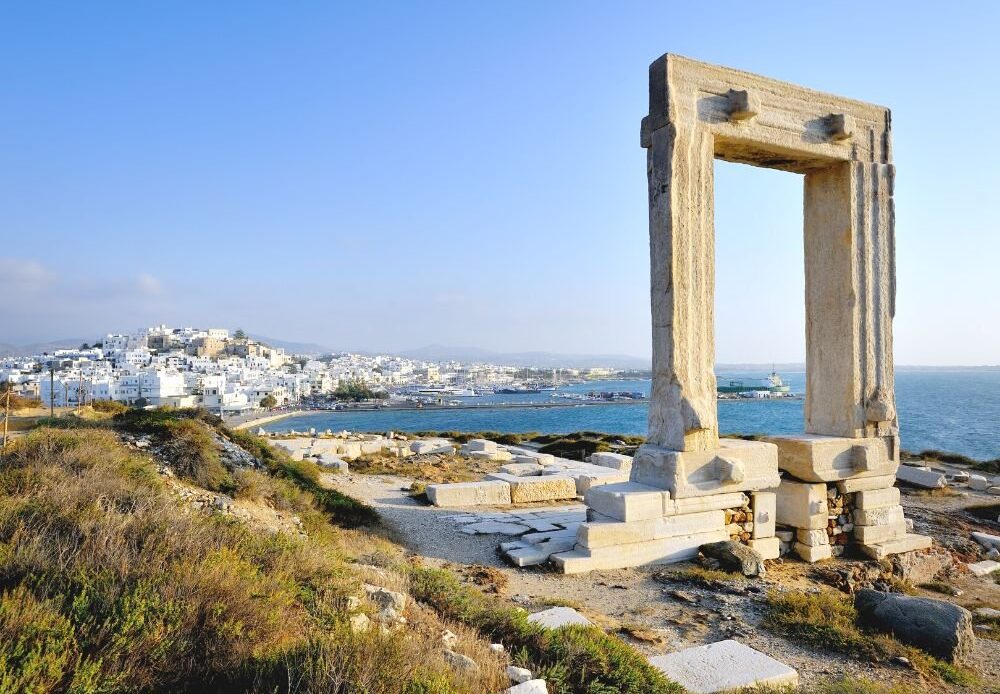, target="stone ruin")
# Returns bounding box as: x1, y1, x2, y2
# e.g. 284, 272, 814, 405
550, 54, 931, 573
